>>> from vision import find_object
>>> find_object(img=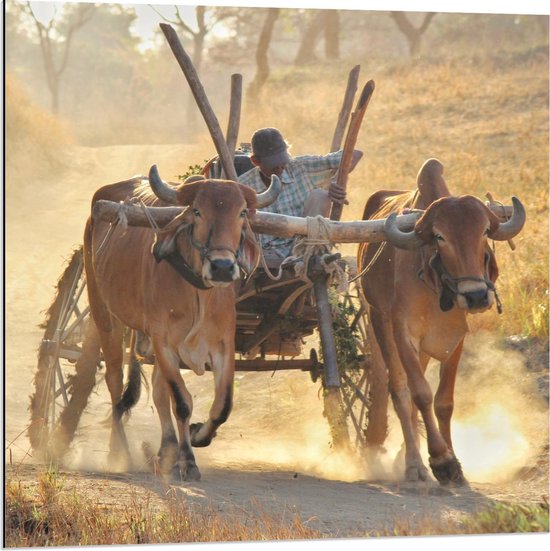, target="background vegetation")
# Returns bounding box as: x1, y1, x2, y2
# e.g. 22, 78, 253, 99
6, 1, 548, 339
4, 3, 549, 543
